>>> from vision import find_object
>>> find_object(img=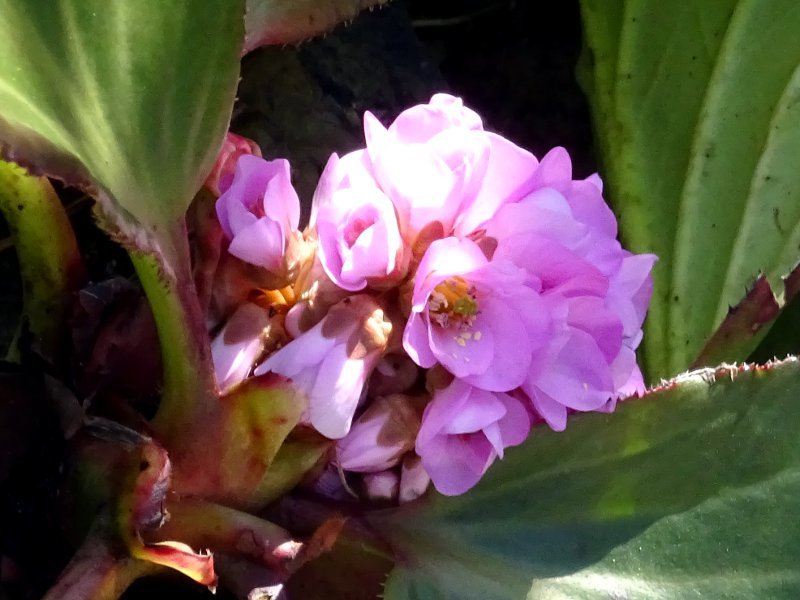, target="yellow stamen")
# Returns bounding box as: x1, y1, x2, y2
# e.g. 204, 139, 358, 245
428, 276, 479, 329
